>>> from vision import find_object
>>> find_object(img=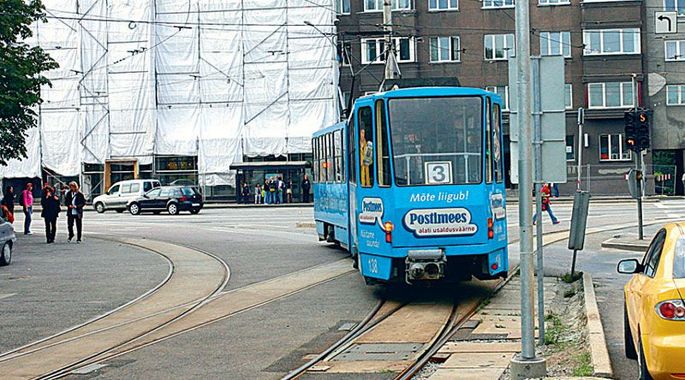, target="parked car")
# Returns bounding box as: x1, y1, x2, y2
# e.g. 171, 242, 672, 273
127, 186, 203, 215
0, 216, 17, 266
618, 222, 685, 380
92, 179, 161, 213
